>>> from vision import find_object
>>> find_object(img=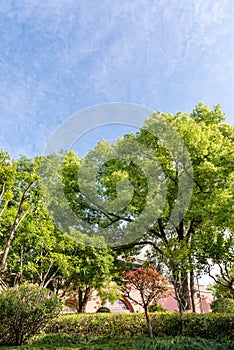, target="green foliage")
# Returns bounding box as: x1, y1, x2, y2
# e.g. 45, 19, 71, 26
0, 153, 40, 273
208, 278, 234, 299
0, 283, 62, 345
148, 302, 167, 313
211, 298, 234, 313
56, 103, 234, 313
48, 313, 147, 337
47, 313, 234, 340
28, 334, 234, 350
30, 333, 138, 349
206, 266, 234, 299
137, 336, 234, 350
59, 231, 118, 313
96, 306, 111, 313
1, 334, 233, 350
4, 210, 72, 288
